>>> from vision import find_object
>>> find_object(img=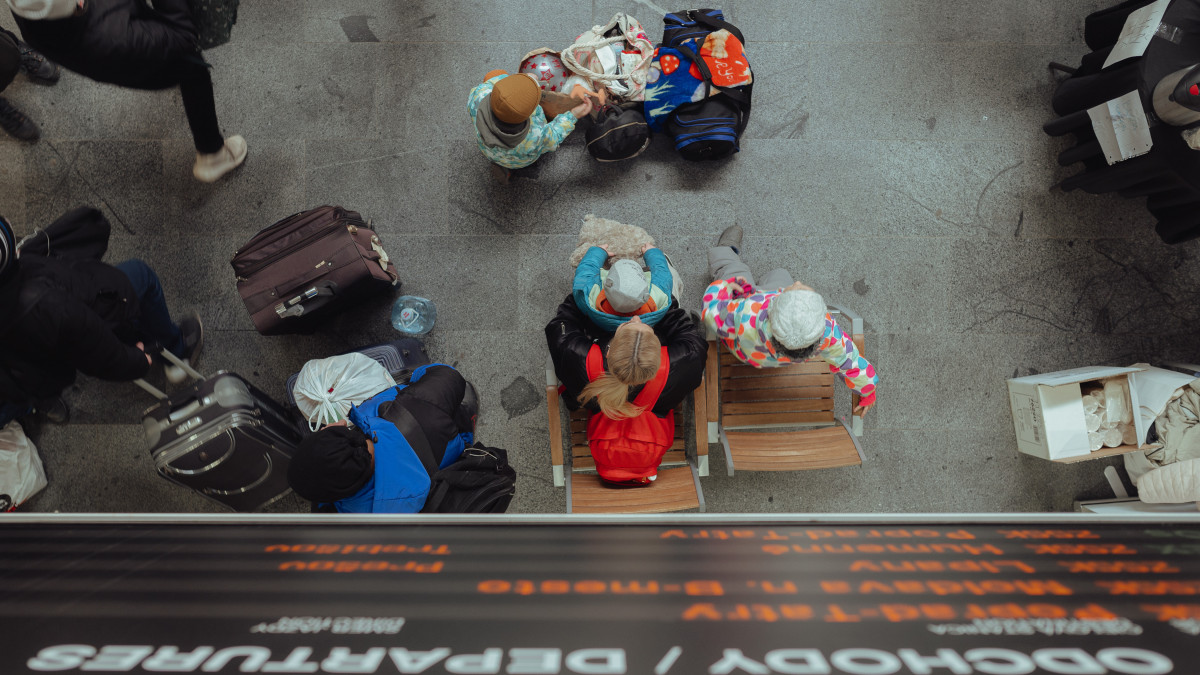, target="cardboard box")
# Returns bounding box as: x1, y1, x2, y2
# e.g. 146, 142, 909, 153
1008, 365, 1149, 463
